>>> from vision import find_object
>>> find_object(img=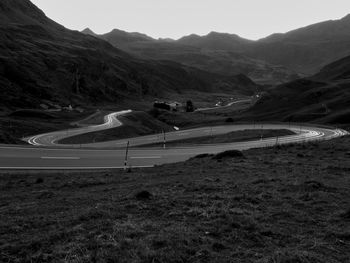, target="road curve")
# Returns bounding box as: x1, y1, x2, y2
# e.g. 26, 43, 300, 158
0, 110, 347, 169
195, 98, 251, 112
24, 110, 132, 146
